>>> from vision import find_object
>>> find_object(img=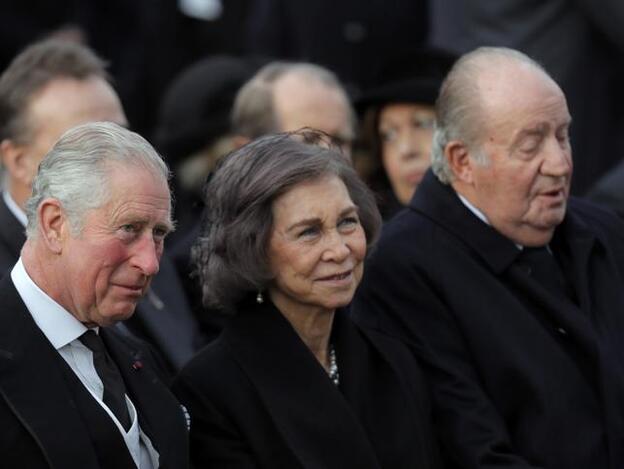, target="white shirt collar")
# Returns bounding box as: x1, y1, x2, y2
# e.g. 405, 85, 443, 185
456, 192, 527, 250
3, 190, 27, 227
11, 258, 89, 349
456, 193, 490, 225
